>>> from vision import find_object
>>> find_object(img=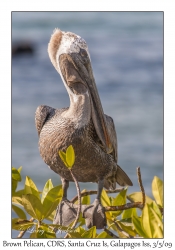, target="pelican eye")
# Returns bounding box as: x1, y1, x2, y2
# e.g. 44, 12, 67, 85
79, 48, 88, 58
